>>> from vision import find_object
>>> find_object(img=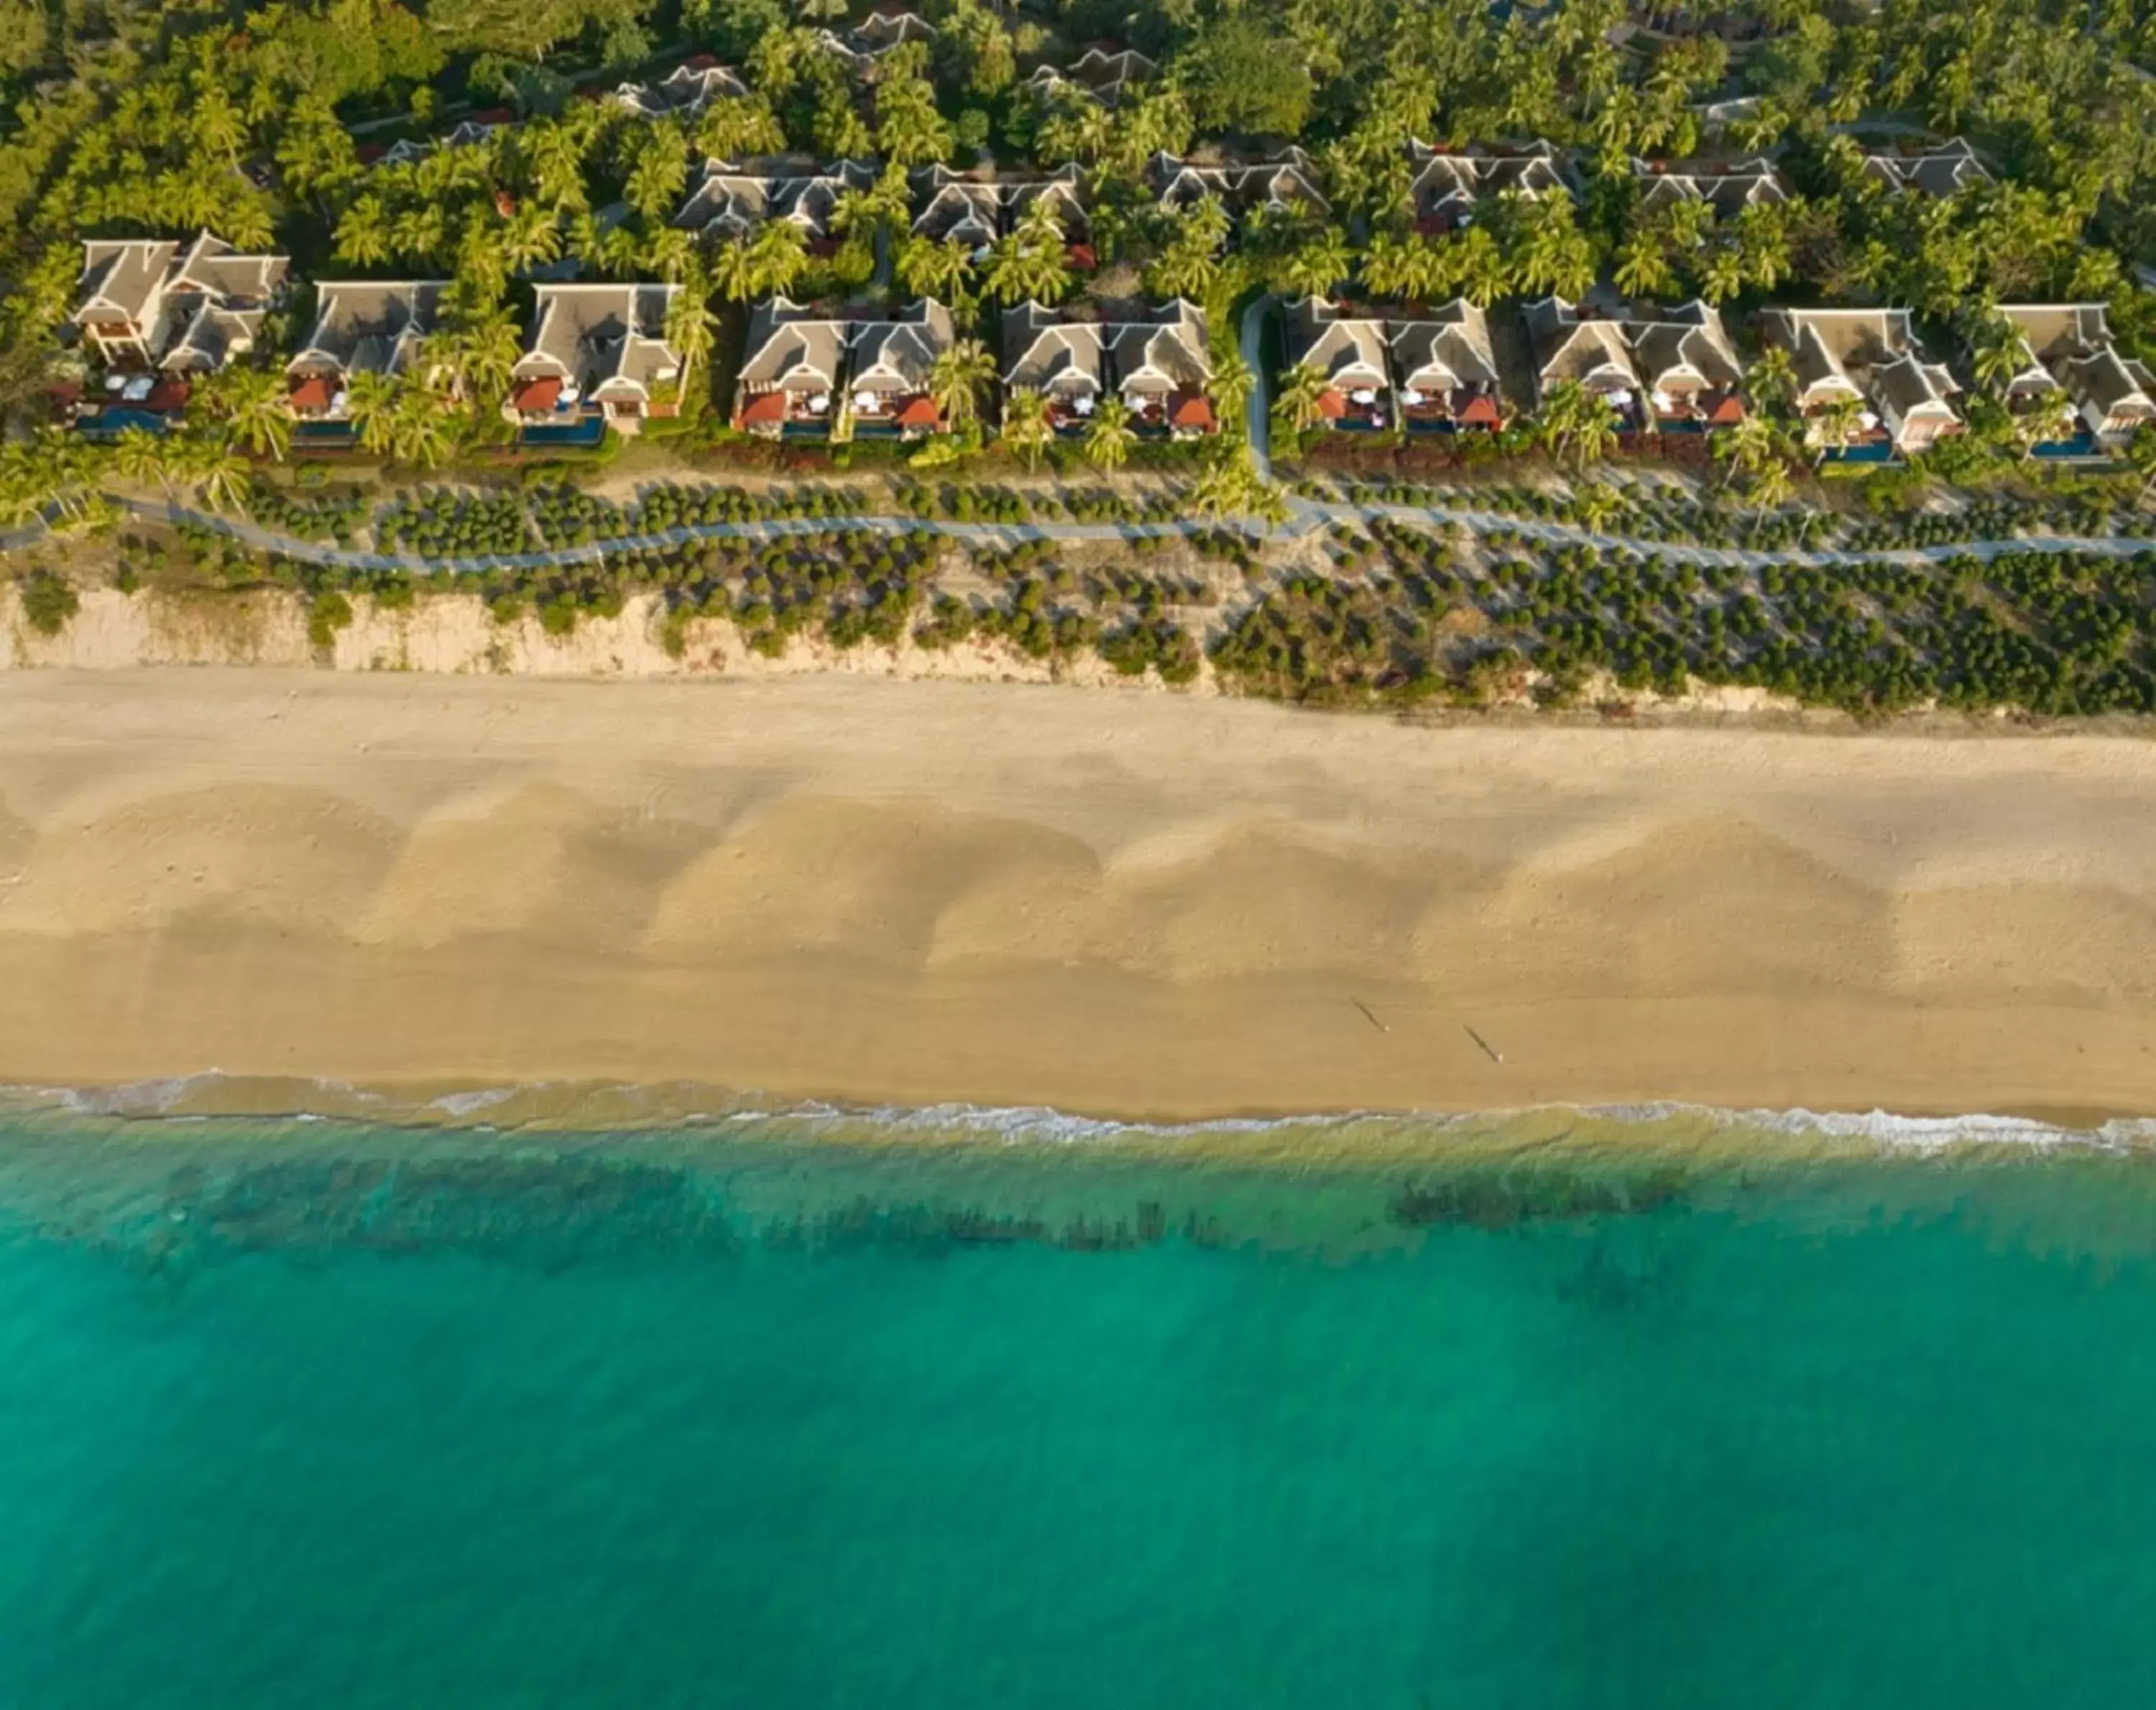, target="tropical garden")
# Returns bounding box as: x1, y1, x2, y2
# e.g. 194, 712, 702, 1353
7, 0, 2156, 721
